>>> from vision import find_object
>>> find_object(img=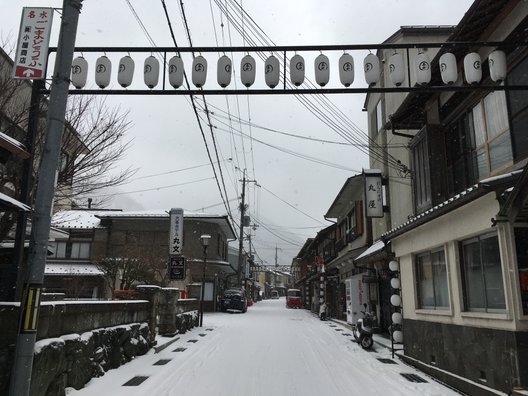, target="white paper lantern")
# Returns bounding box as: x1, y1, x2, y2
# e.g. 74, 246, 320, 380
415, 52, 431, 85
390, 294, 401, 307
168, 56, 184, 88
314, 54, 330, 87
389, 260, 399, 272
290, 54, 305, 86
392, 312, 403, 325
265, 55, 280, 88
389, 52, 405, 86
71, 56, 88, 89
464, 52, 482, 84
240, 54, 256, 87
117, 56, 135, 88
390, 278, 401, 289
192, 56, 208, 88
392, 330, 403, 343
489, 50, 507, 82
439, 52, 458, 85
339, 53, 354, 87
217, 55, 232, 88
95, 55, 112, 89
144, 56, 160, 89
364, 53, 380, 85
